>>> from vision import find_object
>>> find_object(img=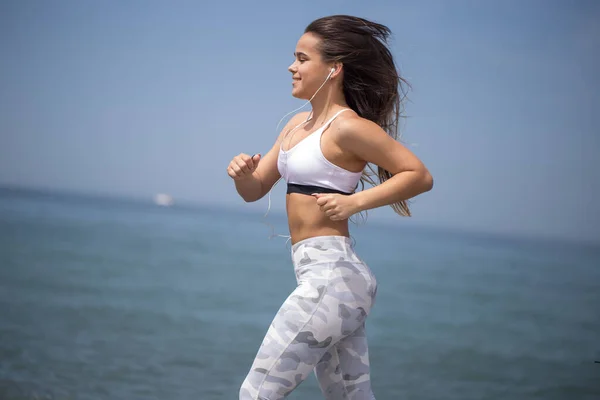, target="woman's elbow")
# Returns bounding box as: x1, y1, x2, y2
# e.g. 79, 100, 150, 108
421, 169, 434, 193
